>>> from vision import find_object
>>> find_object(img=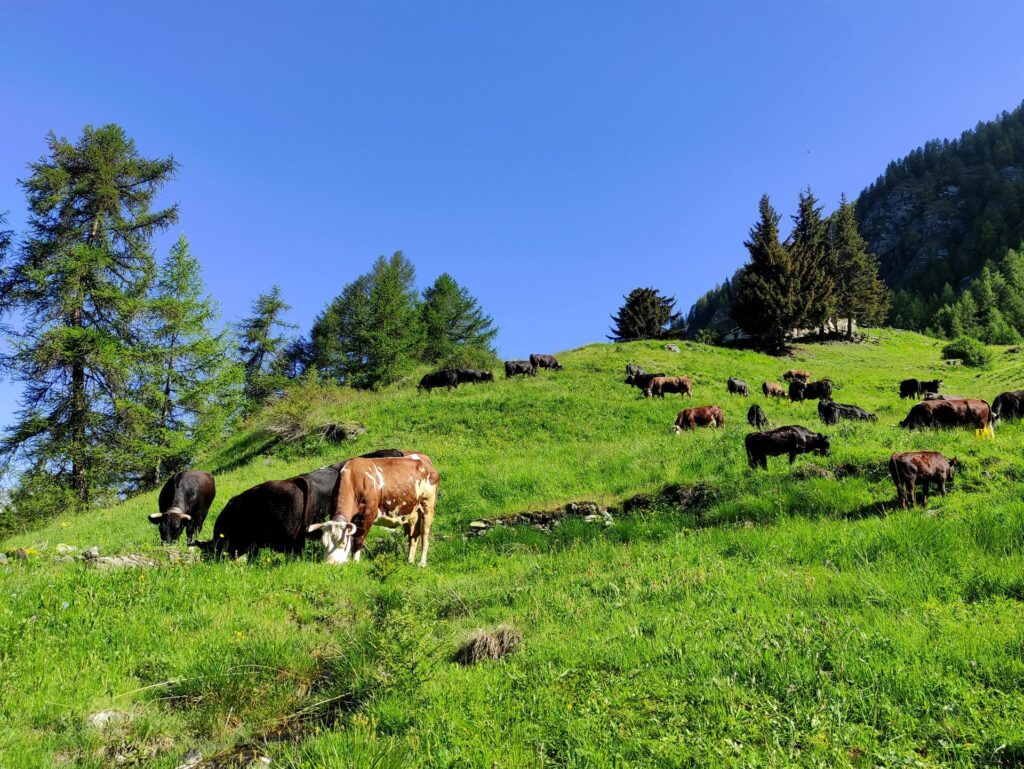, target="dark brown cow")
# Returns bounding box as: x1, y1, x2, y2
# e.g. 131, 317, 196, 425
530, 353, 563, 370
747, 404, 769, 429
899, 398, 992, 429
762, 381, 786, 398
726, 377, 749, 396
148, 470, 216, 544
673, 406, 725, 432
625, 372, 666, 391
745, 425, 830, 469
308, 453, 440, 567
783, 370, 812, 382
993, 390, 1024, 420
888, 452, 959, 508
644, 375, 693, 398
